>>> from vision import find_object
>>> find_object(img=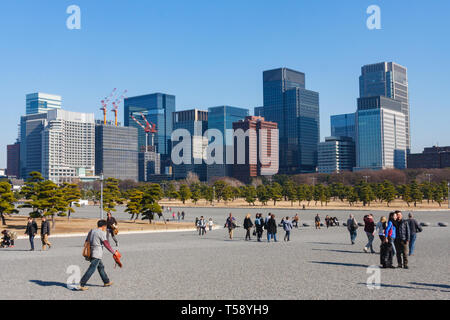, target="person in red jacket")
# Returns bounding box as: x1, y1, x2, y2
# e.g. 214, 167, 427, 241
363, 214, 376, 253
